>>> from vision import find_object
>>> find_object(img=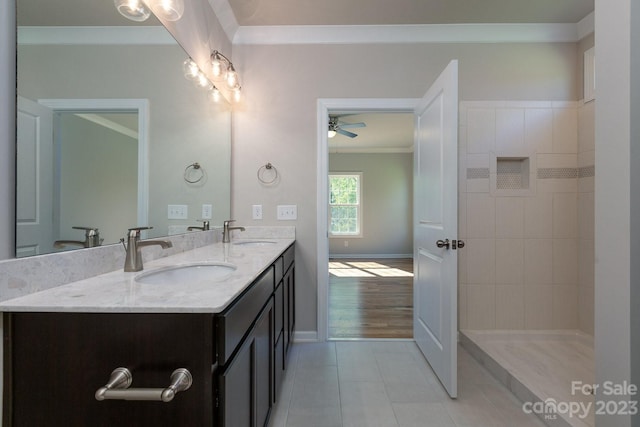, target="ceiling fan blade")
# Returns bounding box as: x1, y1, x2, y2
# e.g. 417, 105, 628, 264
337, 128, 358, 138
337, 121, 366, 129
